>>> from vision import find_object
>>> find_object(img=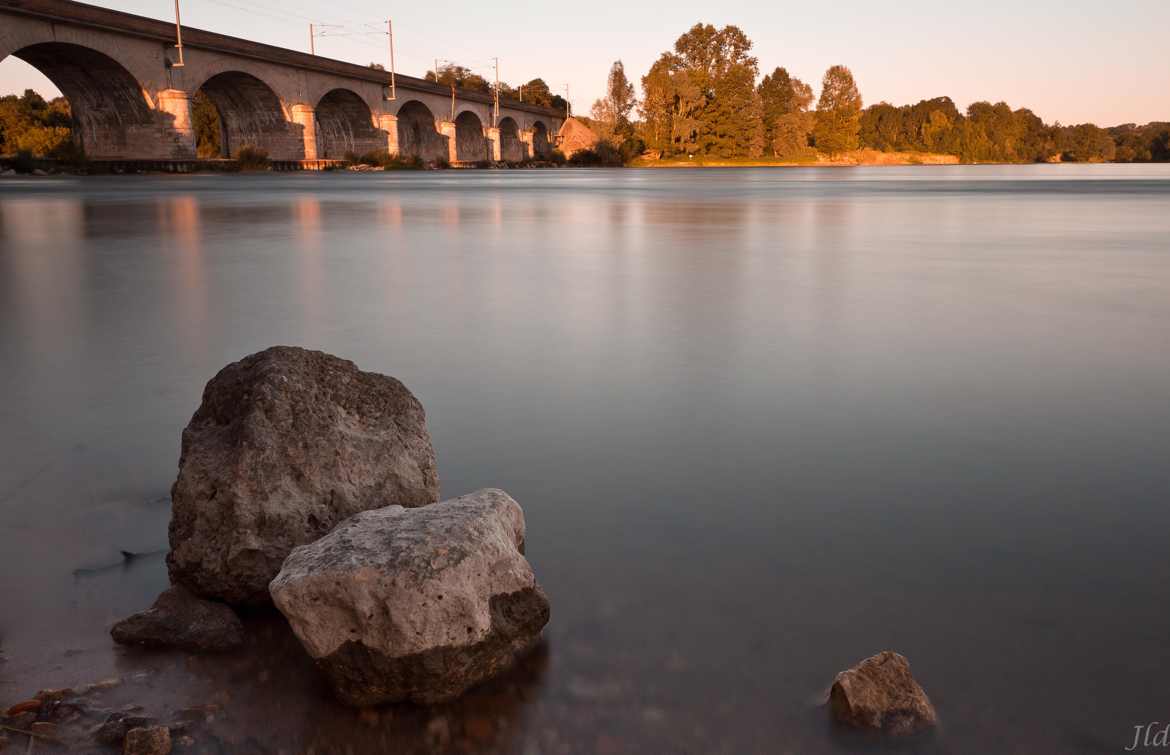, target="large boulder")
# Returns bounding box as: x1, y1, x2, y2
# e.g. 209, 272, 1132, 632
111, 586, 244, 652
270, 489, 550, 706
167, 346, 440, 605
829, 651, 937, 736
